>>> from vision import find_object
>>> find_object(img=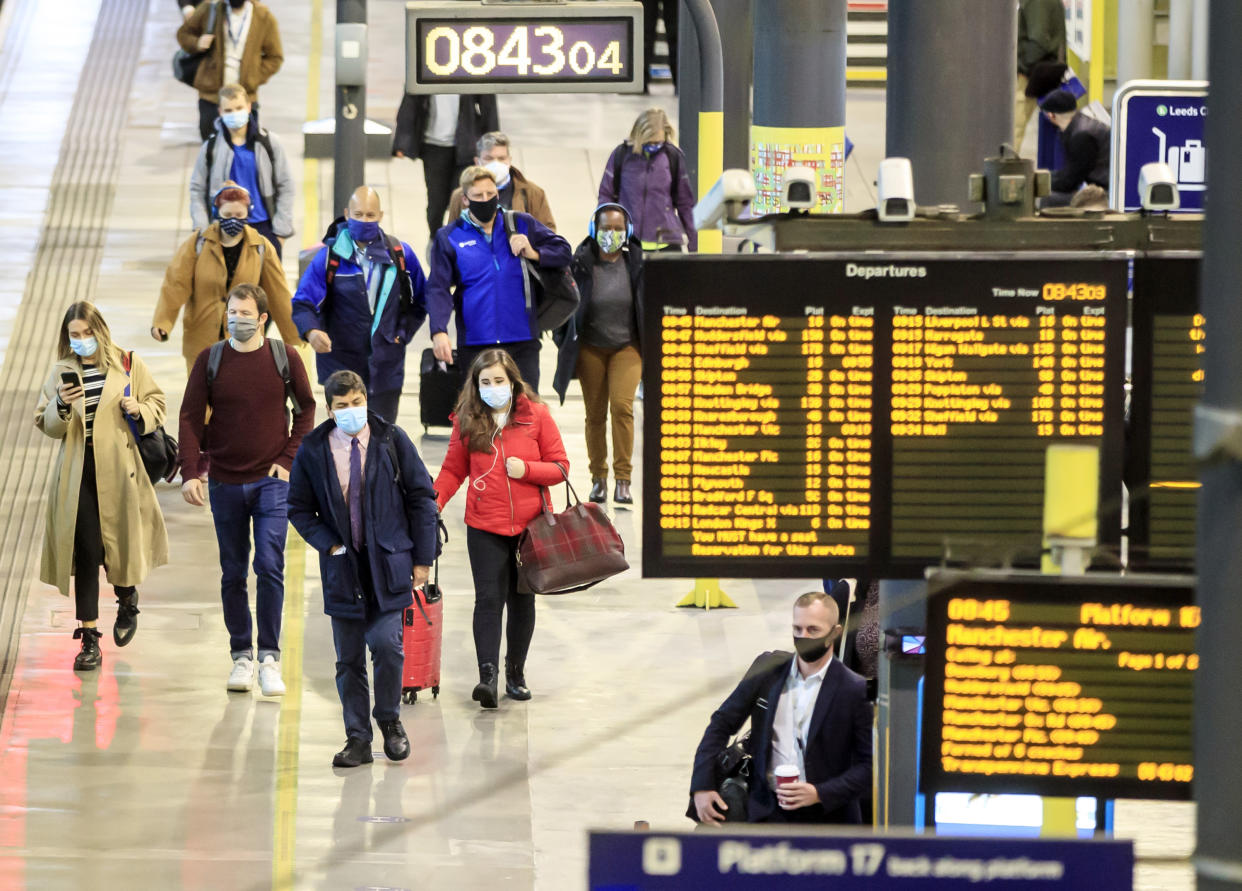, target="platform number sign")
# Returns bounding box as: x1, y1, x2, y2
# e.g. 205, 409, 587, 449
406, 2, 643, 94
